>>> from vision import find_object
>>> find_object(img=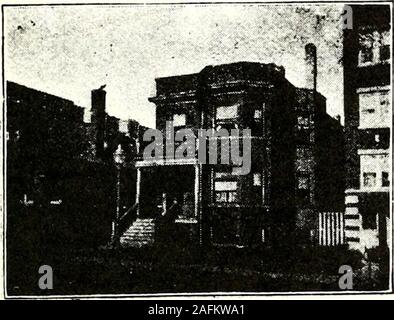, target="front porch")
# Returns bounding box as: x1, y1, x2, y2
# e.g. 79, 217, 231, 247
134, 159, 202, 244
